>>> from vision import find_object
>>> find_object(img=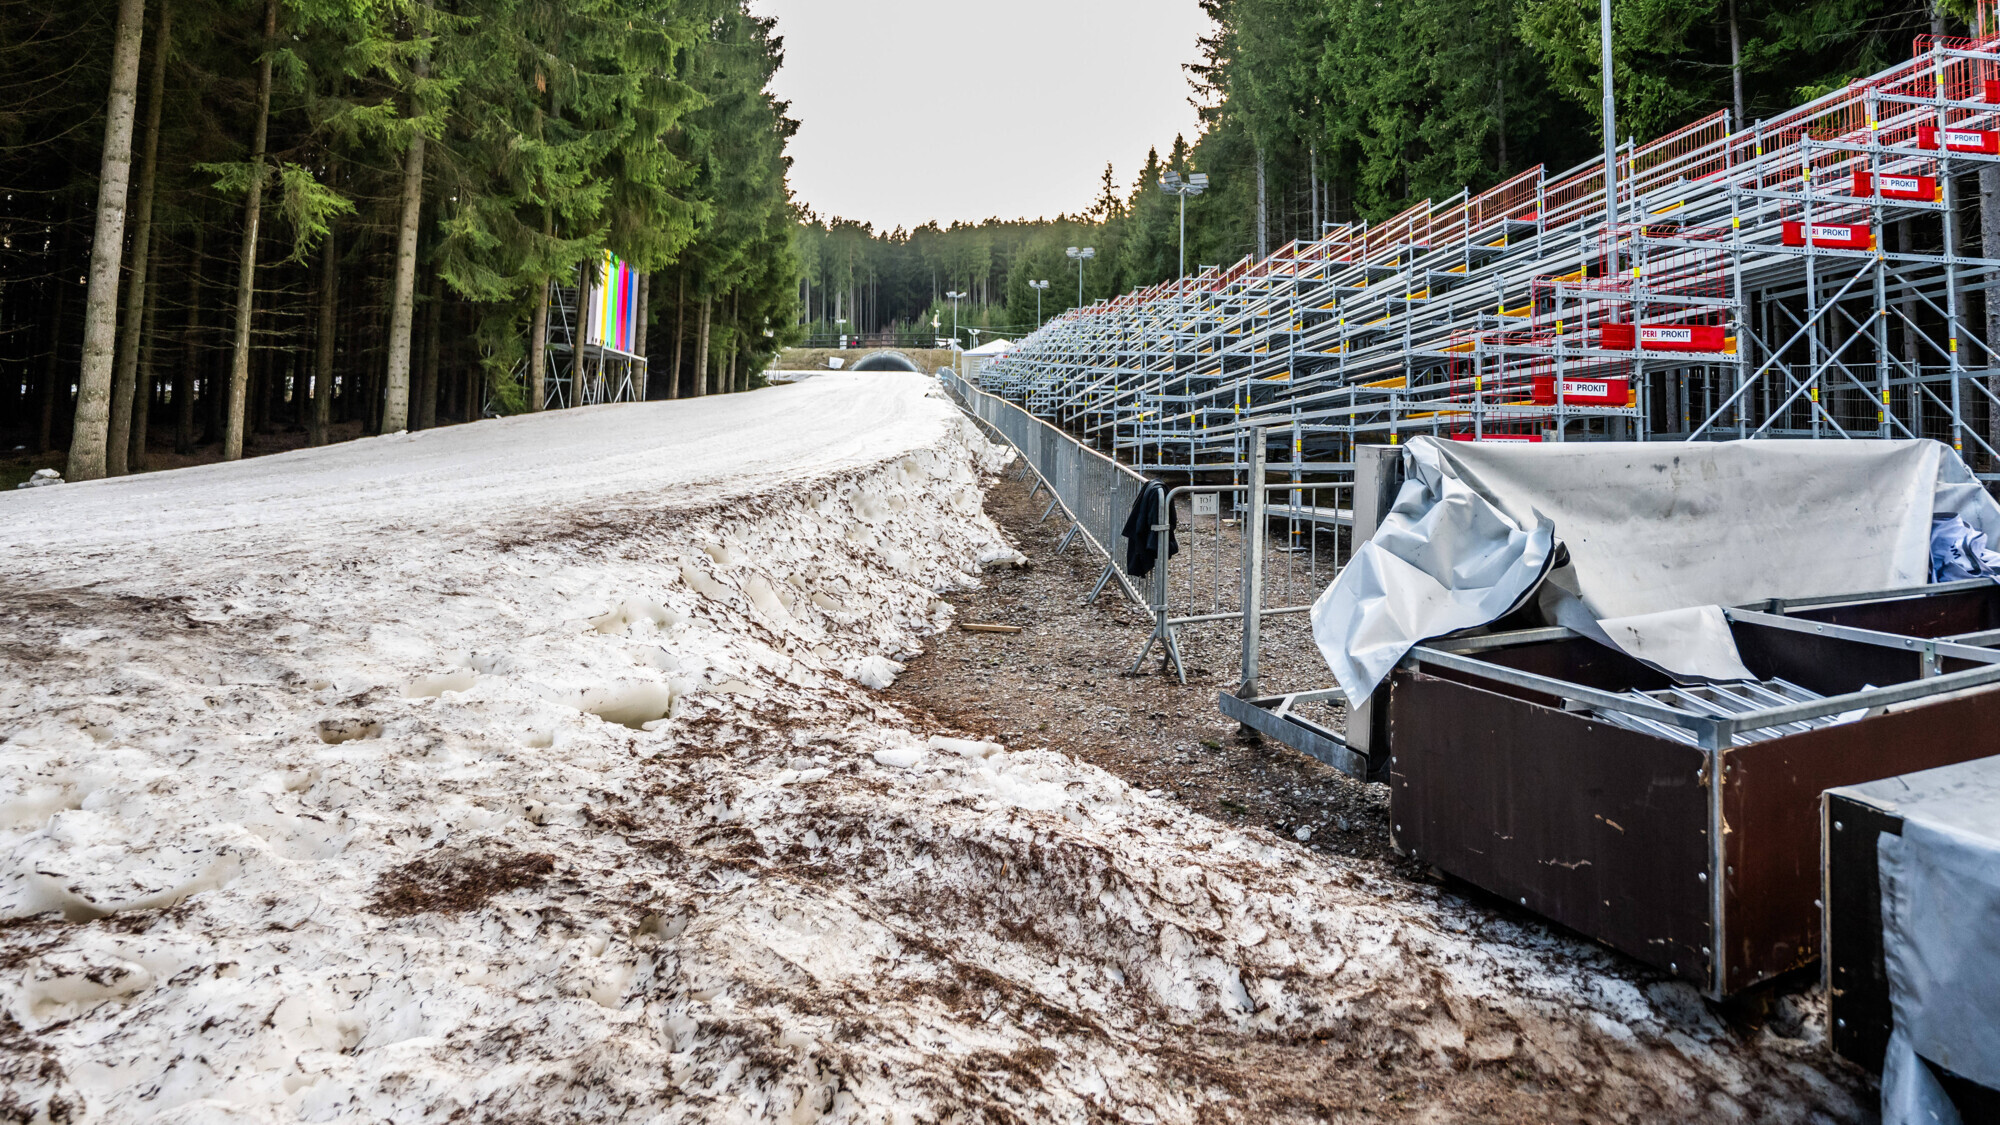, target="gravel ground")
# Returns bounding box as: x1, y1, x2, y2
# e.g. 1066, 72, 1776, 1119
887, 470, 1399, 869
